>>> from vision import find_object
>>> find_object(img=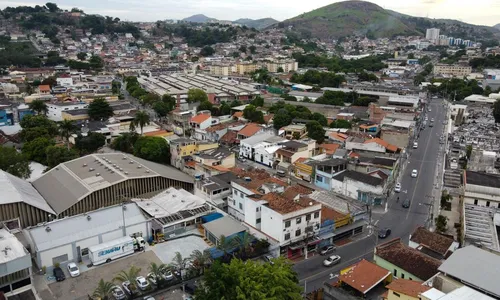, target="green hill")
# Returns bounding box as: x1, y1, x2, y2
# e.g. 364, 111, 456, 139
282, 0, 417, 40
233, 18, 279, 29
